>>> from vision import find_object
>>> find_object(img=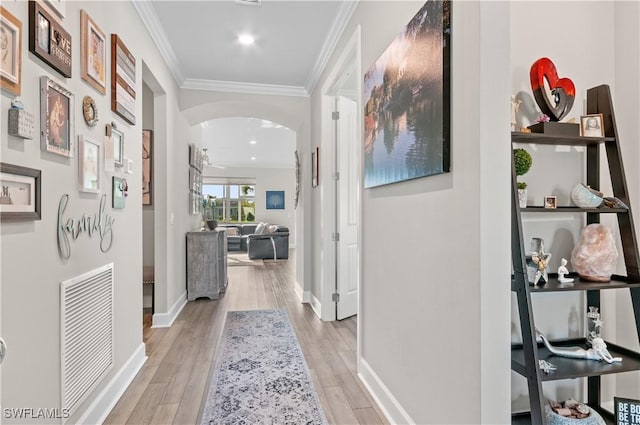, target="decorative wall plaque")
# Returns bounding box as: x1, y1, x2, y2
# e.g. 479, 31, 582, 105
28, 1, 72, 78
111, 34, 135, 125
